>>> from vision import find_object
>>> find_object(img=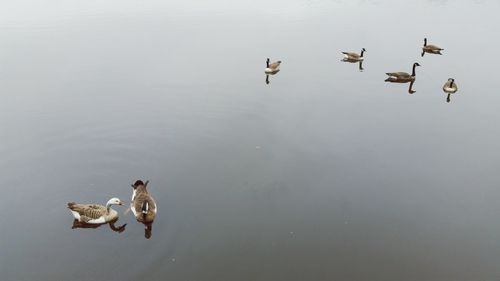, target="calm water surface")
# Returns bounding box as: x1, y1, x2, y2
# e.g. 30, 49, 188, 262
1, 0, 500, 280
